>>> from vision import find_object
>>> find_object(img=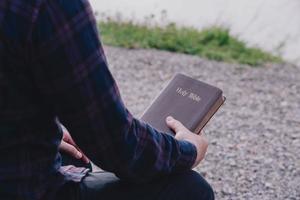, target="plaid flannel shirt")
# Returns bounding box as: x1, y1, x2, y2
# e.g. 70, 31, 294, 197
0, 0, 197, 199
